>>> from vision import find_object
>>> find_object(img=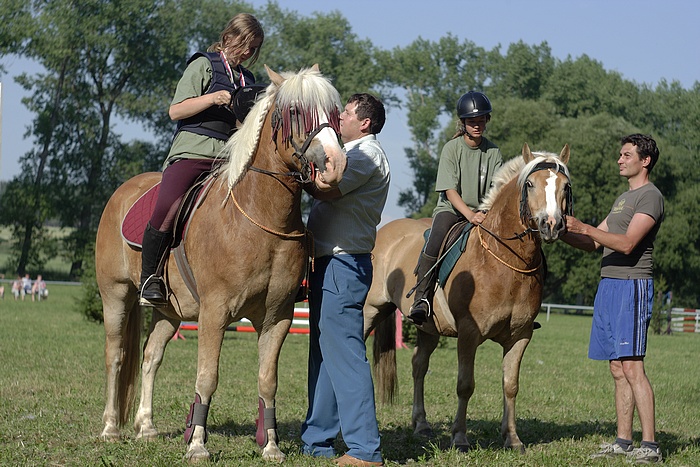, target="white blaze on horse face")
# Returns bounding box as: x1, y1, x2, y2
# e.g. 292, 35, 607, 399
544, 169, 559, 217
